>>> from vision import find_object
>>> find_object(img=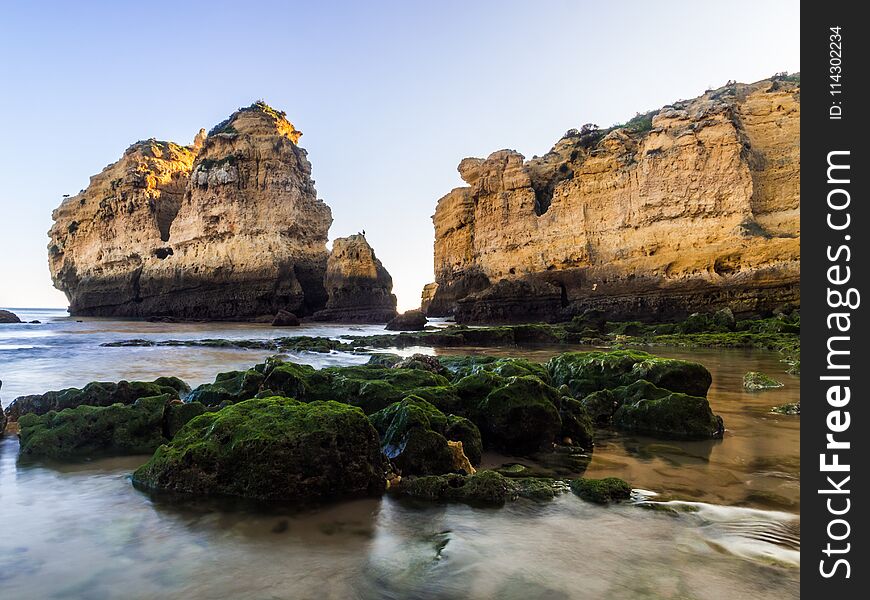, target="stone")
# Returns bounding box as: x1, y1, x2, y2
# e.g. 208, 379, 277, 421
312, 234, 398, 323
271, 310, 300, 327
369, 396, 480, 476
569, 477, 632, 504
0, 309, 22, 323
743, 371, 785, 391
385, 309, 428, 331
132, 397, 386, 502
4, 377, 189, 422
0, 380, 6, 434
390, 470, 562, 505
48, 102, 333, 320
611, 380, 724, 439
392, 353, 449, 376
548, 350, 712, 399
423, 77, 800, 322
18, 394, 172, 459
